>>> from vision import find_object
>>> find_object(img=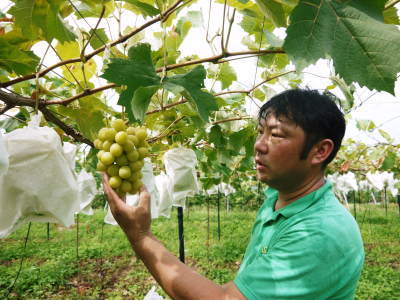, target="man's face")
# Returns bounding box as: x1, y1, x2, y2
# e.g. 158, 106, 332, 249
254, 113, 311, 190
